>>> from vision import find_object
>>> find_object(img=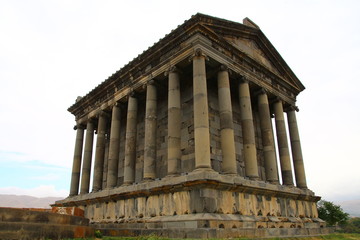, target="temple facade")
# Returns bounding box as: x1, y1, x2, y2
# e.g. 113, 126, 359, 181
54, 14, 328, 238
